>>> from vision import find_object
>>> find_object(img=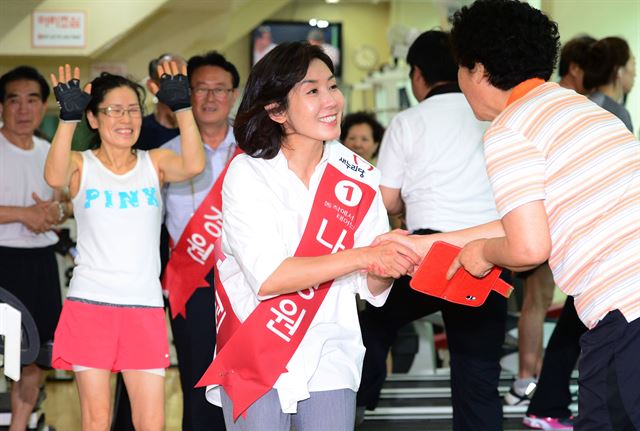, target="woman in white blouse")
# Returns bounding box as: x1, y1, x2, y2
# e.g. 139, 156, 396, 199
205, 42, 419, 431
